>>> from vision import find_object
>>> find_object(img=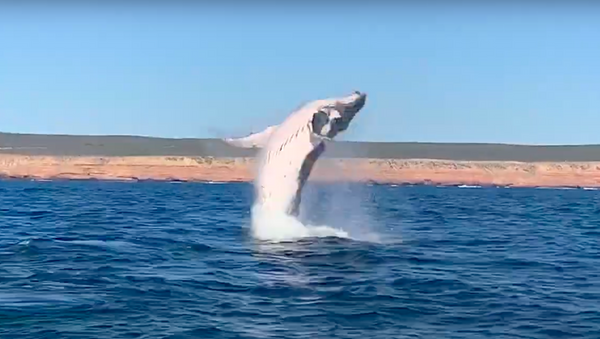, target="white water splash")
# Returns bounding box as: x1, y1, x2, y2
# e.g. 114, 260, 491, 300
250, 204, 350, 242
249, 181, 385, 244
